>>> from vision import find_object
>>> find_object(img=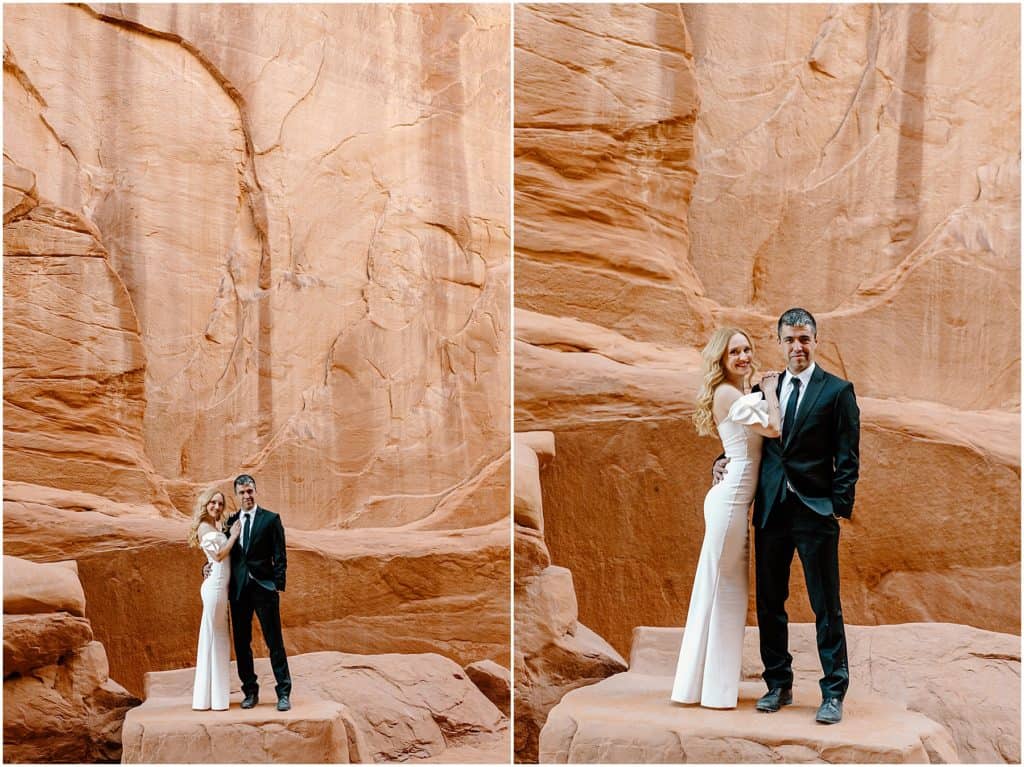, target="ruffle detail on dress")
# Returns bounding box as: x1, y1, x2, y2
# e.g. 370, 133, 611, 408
727, 391, 770, 426
199, 530, 227, 556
